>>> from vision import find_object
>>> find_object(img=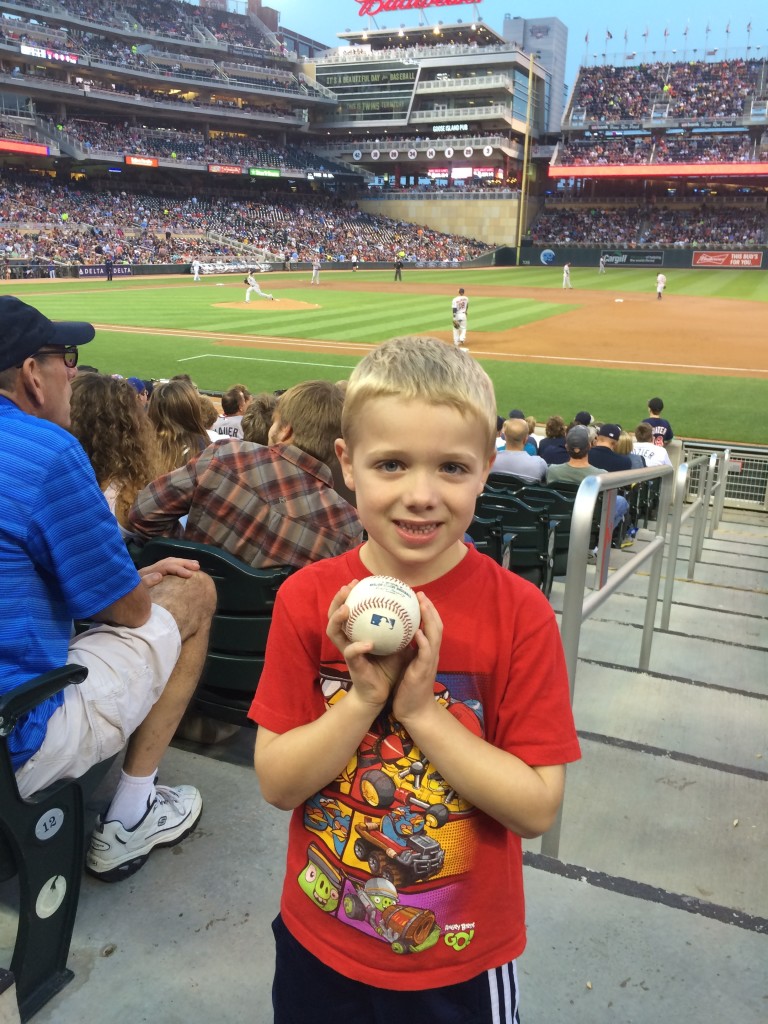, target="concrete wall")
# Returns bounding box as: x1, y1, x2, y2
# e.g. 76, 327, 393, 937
357, 197, 521, 246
